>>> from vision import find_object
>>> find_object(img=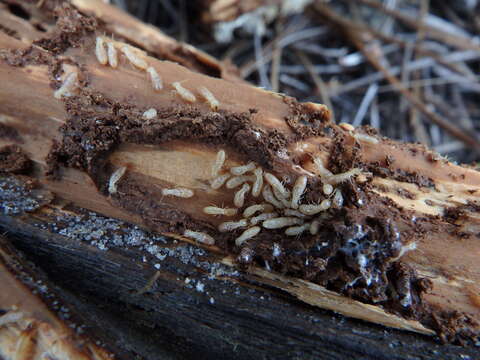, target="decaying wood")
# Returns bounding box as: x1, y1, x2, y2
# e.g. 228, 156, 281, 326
0, 0, 479, 348
1, 188, 477, 359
